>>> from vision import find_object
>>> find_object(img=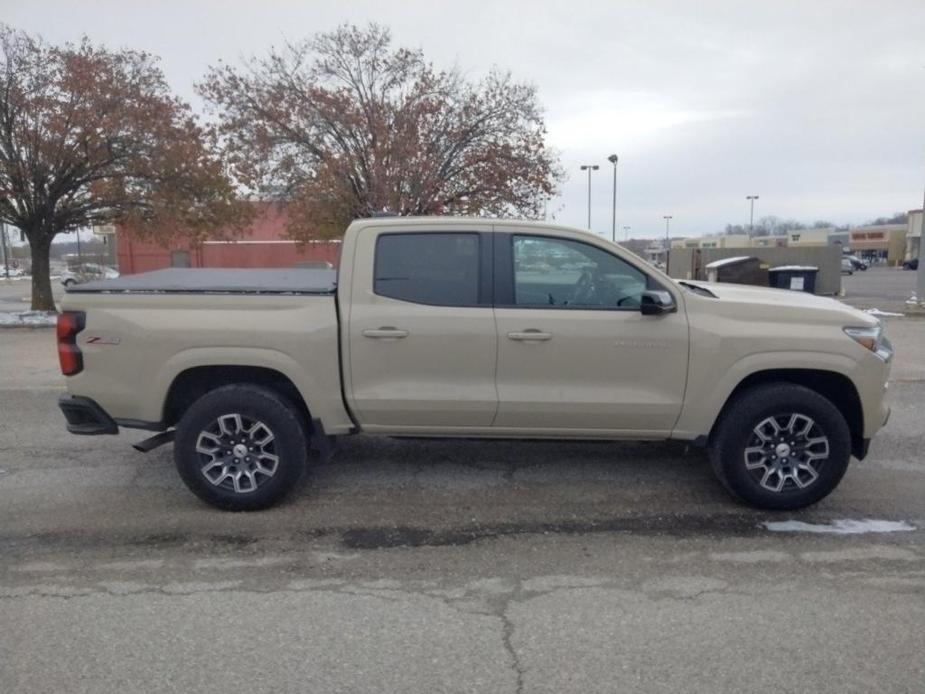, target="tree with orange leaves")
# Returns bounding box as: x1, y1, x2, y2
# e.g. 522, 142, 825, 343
0, 25, 251, 310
